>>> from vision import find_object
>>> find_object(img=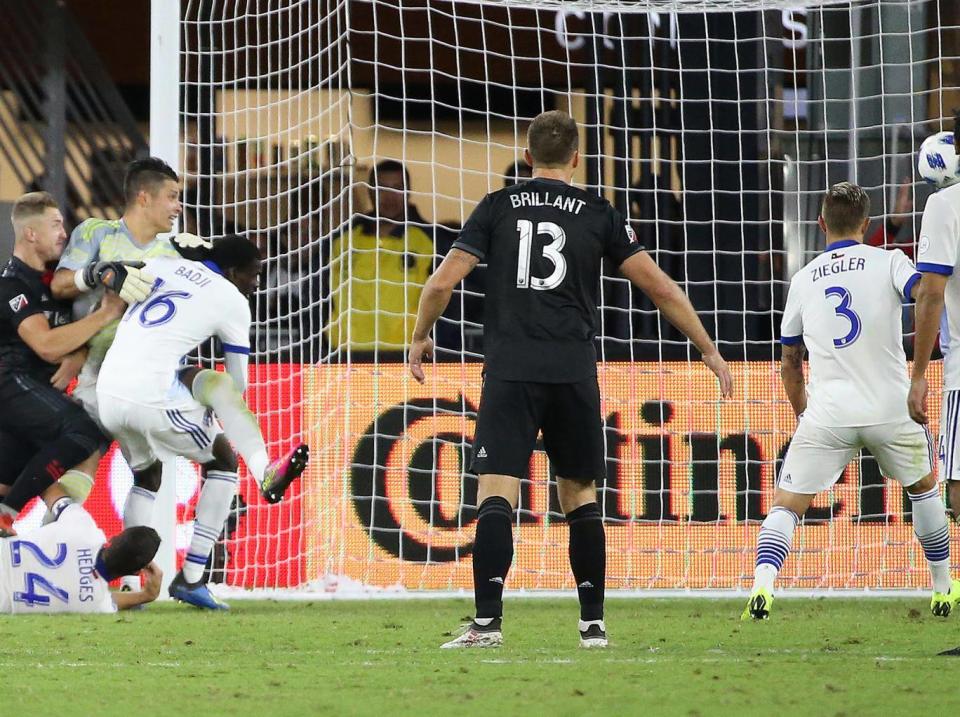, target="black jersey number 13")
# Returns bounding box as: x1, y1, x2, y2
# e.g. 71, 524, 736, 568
516, 219, 567, 291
